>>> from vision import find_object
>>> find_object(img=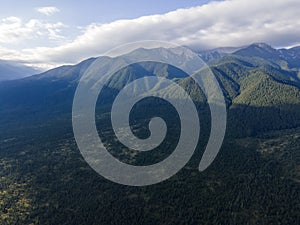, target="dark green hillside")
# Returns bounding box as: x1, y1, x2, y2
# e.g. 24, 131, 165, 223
206, 46, 300, 136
